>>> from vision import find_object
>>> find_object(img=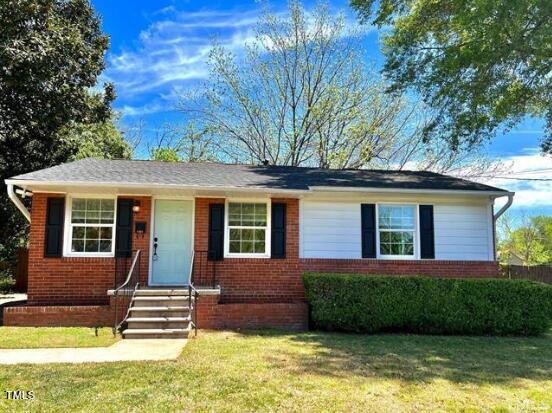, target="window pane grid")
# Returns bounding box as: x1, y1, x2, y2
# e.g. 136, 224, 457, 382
228, 202, 268, 254
228, 203, 267, 227
378, 205, 415, 257
70, 198, 115, 254
71, 198, 114, 225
